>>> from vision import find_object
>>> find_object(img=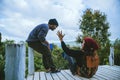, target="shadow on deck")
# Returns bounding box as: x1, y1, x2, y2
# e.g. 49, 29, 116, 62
26, 65, 120, 80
